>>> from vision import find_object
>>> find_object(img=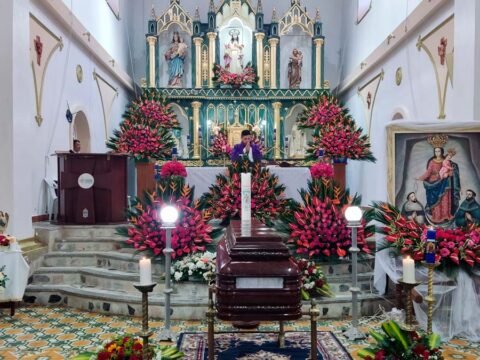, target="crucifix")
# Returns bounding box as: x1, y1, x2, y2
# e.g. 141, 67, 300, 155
34, 35, 43, 66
